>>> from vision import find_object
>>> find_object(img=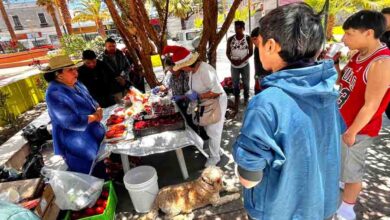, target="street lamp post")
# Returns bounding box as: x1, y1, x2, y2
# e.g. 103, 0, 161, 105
25, 19, 37, 48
